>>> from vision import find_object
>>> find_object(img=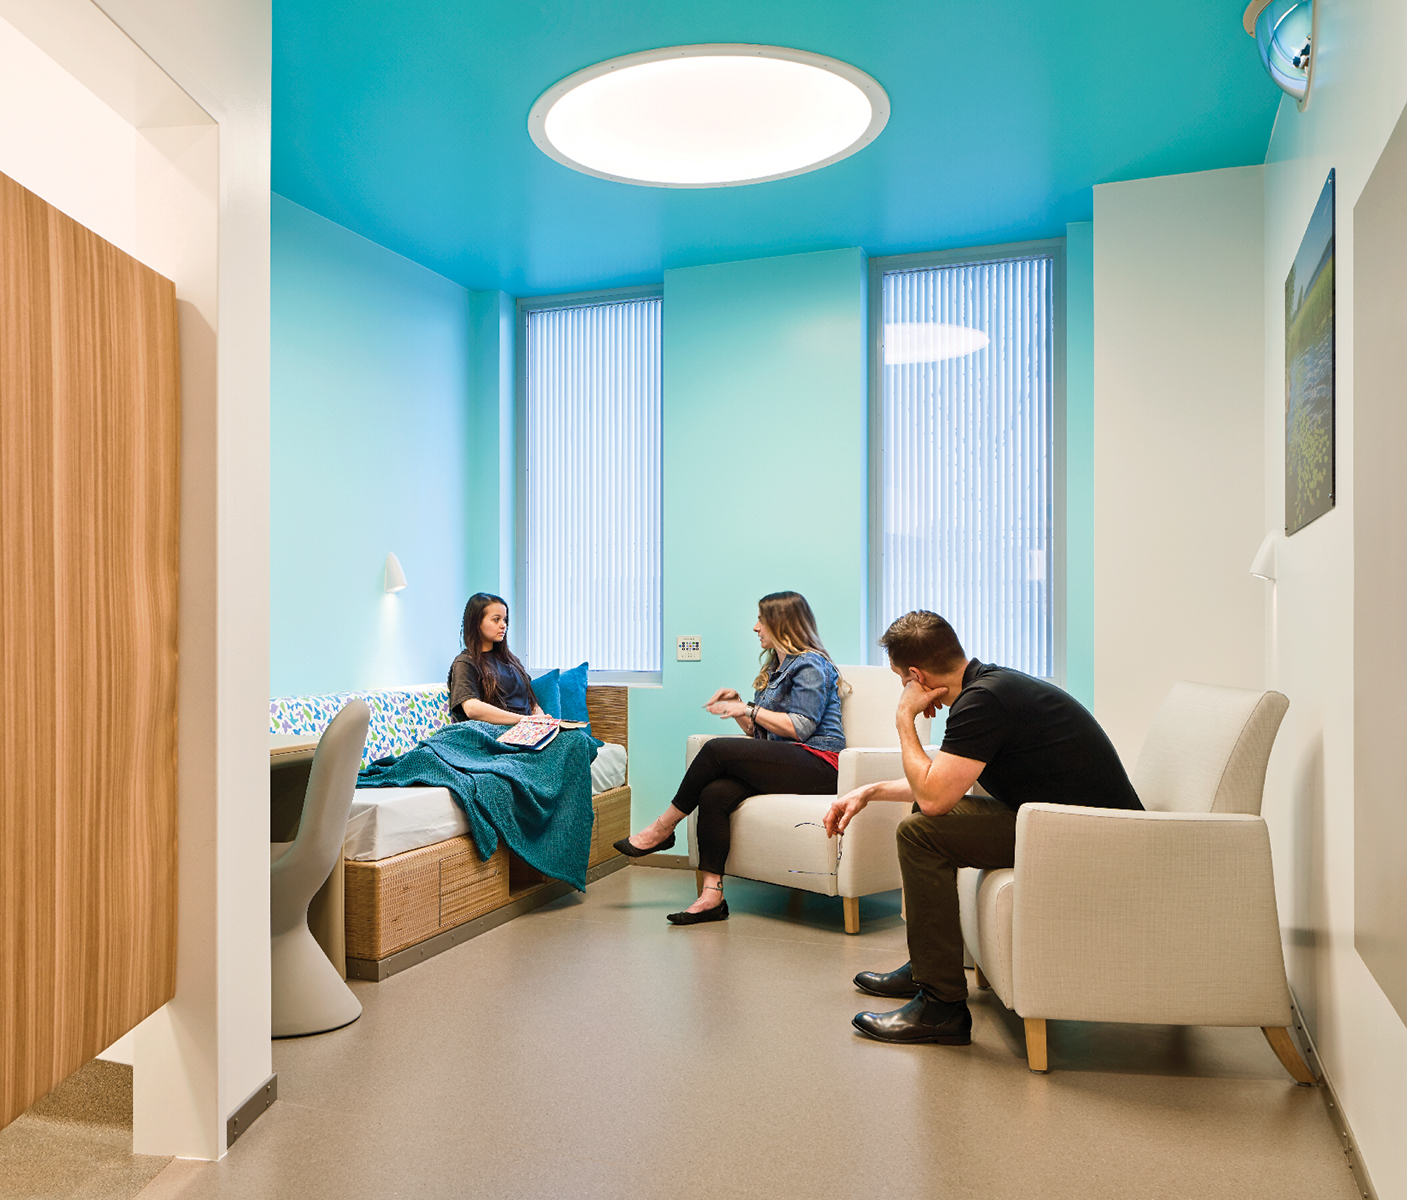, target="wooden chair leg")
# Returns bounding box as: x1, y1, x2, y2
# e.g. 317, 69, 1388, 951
973, 963, 990, 990
1024, 1018, 1048, 1073
694, 870, 705, 897
842, 895, 860, 934
1262, 1026, 1316, 1085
